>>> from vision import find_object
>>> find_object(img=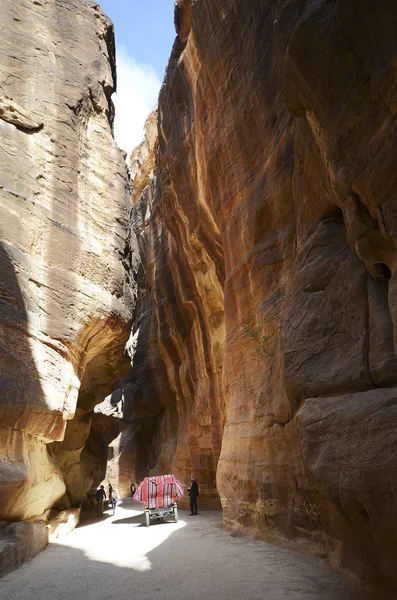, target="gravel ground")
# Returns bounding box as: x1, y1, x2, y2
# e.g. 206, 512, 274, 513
0, 499, 374, 600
